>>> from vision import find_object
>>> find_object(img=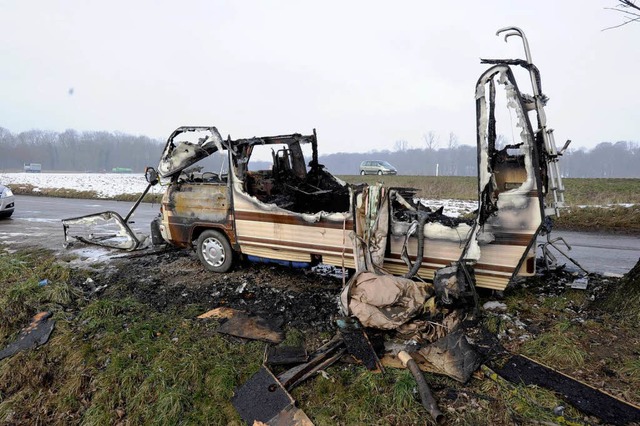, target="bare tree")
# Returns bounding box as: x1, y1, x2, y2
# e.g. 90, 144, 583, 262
604, 0, 640, 30
447, 132, 459, 150
423, 131, 439, 151
394, 139, 409, 152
